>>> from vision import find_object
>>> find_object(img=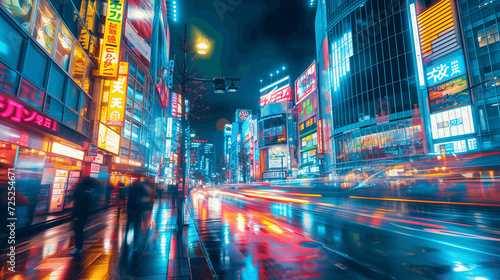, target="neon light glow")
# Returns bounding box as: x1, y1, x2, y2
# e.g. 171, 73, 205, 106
0, 94, 58, 132
410, 4, 426, 87
417, 0, 460, 64
260, 76, 290, 93
330, 32, 353, 92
